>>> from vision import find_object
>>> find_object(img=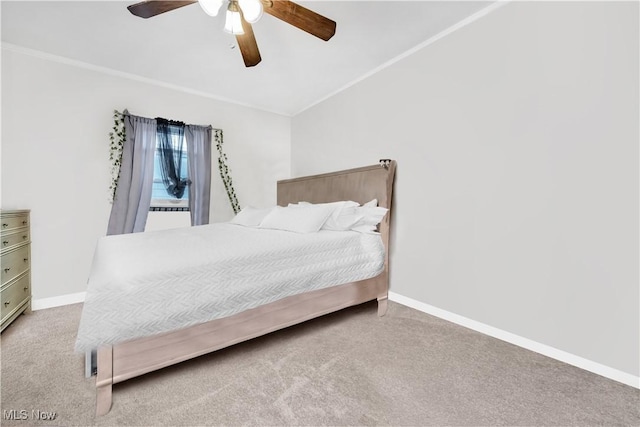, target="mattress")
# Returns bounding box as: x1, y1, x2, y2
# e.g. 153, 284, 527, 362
74, 223, 385, 352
